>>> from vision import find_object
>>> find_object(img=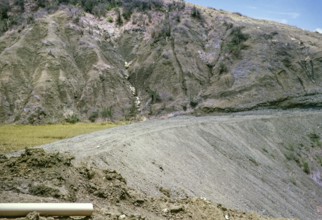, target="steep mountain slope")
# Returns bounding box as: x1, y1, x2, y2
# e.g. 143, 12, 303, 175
0, 0, 322, 123
42, 110, 322, 220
